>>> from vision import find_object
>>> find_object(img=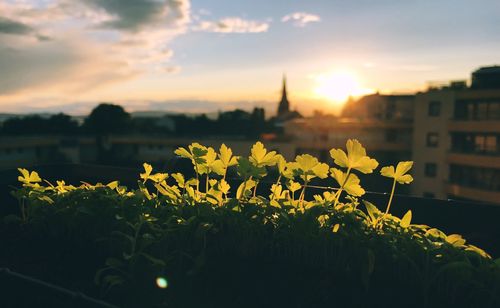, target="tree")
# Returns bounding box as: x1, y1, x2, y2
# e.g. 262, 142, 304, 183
0, 113, 79, 135
83, 103, 132, 135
